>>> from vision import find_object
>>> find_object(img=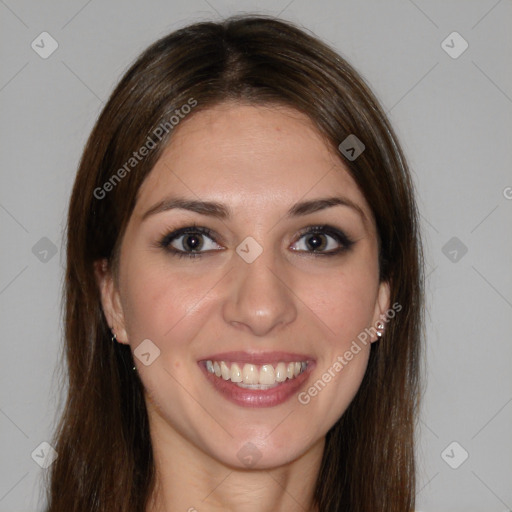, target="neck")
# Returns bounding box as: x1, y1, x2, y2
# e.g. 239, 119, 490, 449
145, 410, 324, 512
